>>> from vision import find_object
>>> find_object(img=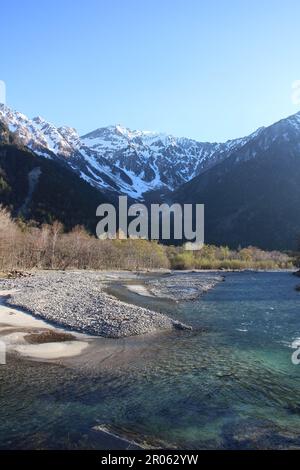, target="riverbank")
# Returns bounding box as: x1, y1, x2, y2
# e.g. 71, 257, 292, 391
0, 271, 193, 339
0, 290, 90, 361
0, 269, 227, 365
141, 271, 224, 301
